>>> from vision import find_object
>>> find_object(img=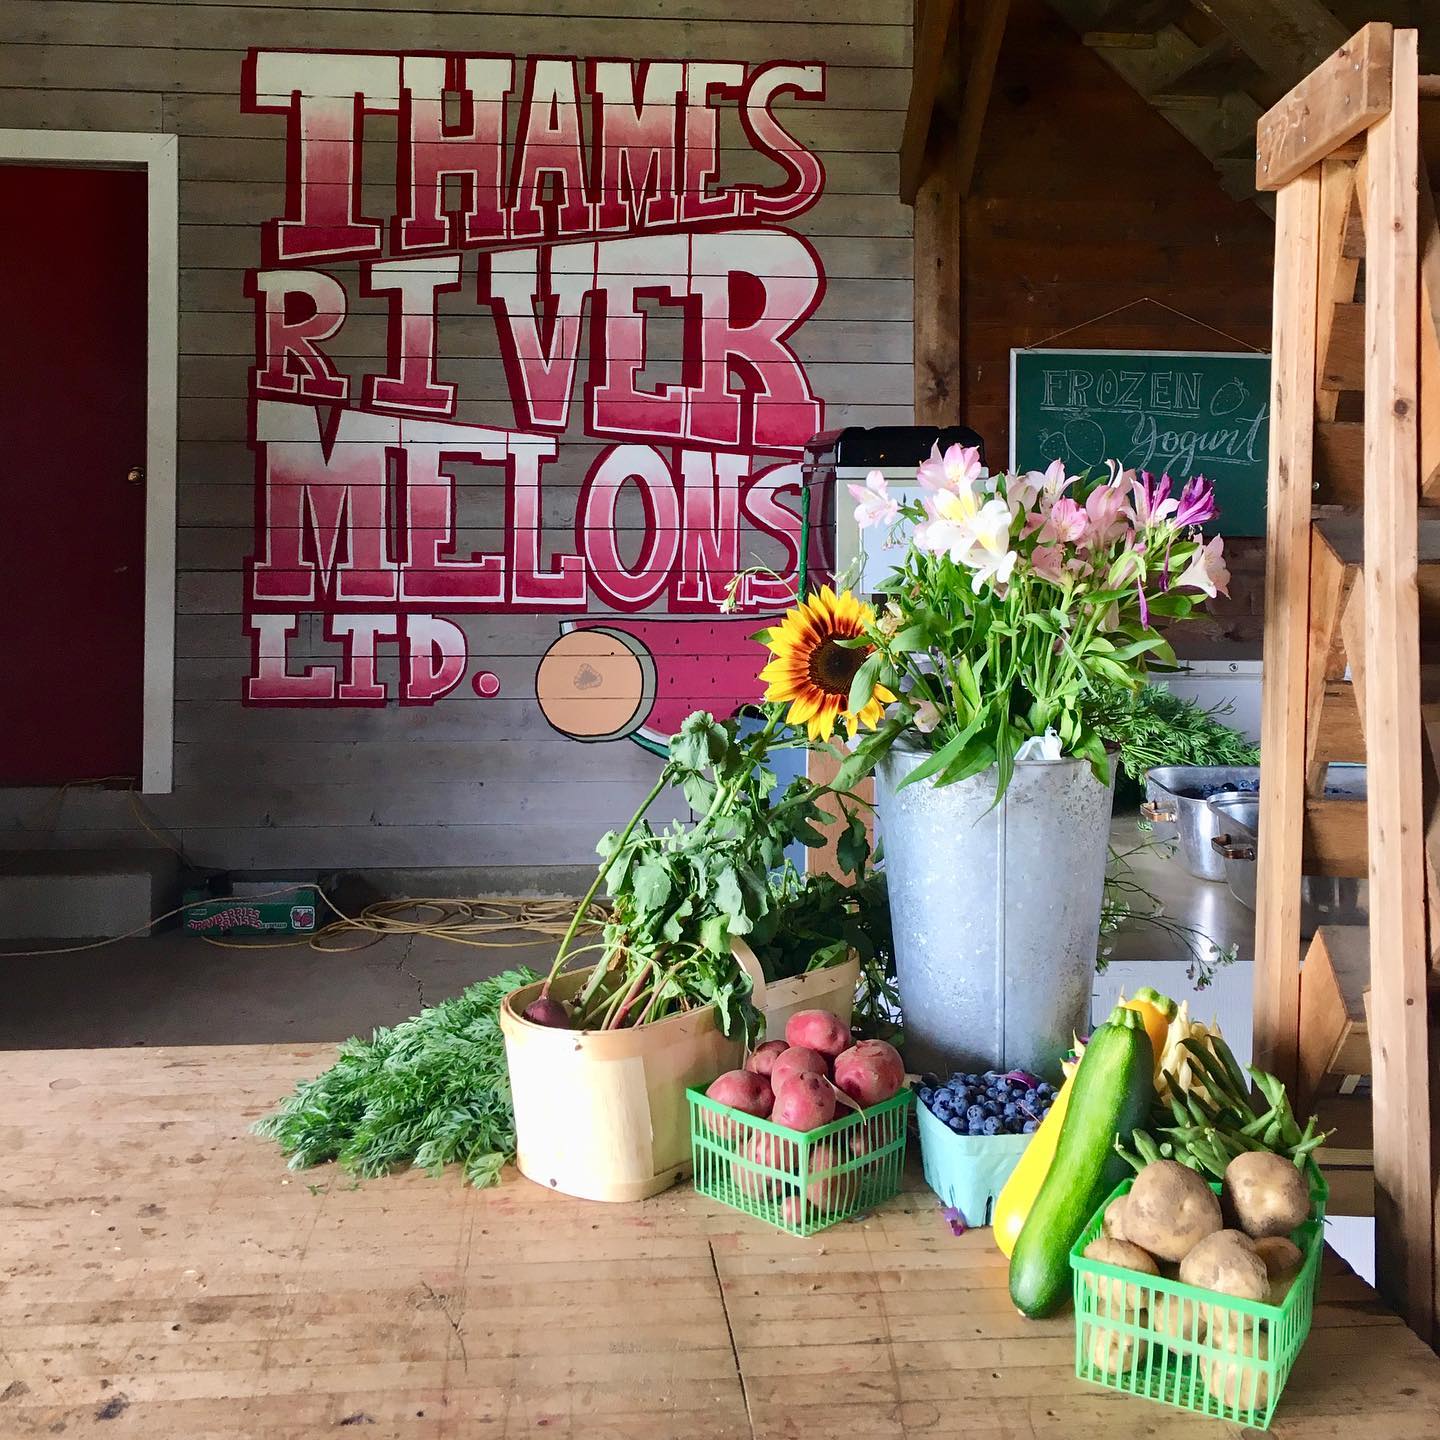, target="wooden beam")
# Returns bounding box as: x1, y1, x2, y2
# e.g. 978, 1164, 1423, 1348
954, 0, 1010, 199
913, 14, 963, 424
1417, 163, 1440, 497
1362, 27, 1435, 1342
899, 0, 959, 206
1253, 166, 1321, 1088
1257, 23, 1394, 191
